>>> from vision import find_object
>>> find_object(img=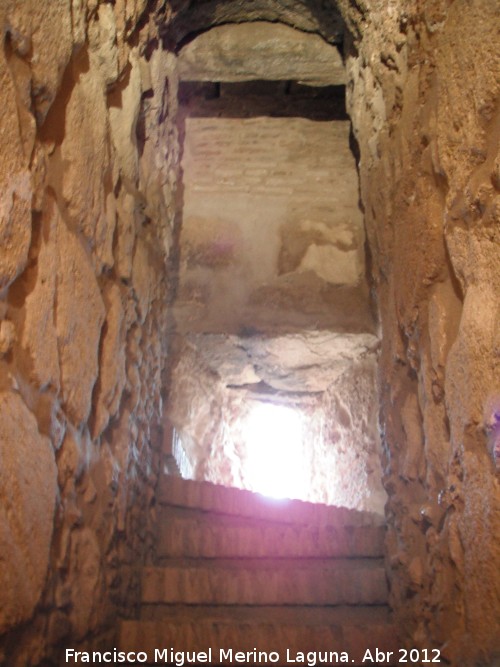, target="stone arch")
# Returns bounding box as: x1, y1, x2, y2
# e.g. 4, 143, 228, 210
159, 0, 346, 50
